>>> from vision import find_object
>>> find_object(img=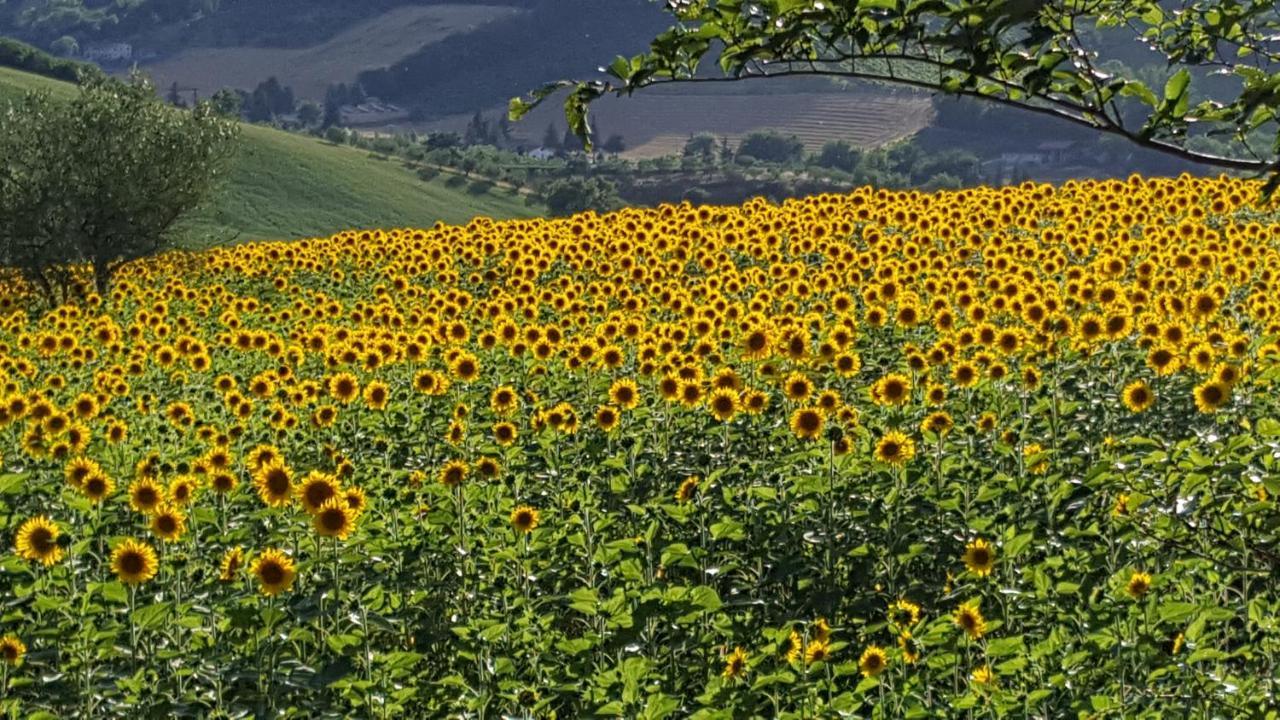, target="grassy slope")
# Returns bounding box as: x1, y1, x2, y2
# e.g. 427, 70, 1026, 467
0, 67, 539, 245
